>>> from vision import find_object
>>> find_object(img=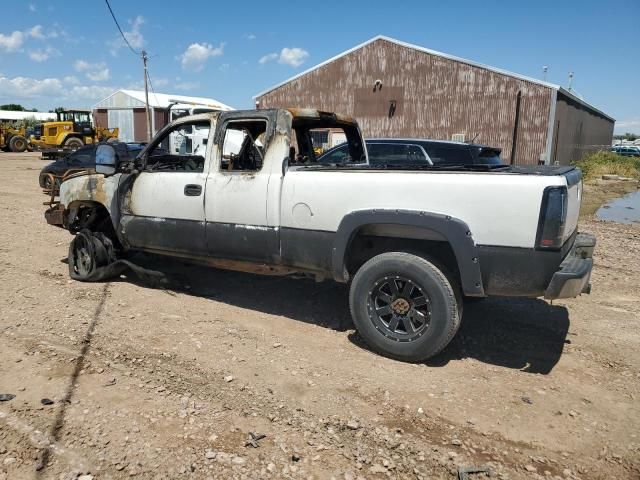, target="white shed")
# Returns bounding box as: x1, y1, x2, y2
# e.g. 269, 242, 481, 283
92, 89, 234, 142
